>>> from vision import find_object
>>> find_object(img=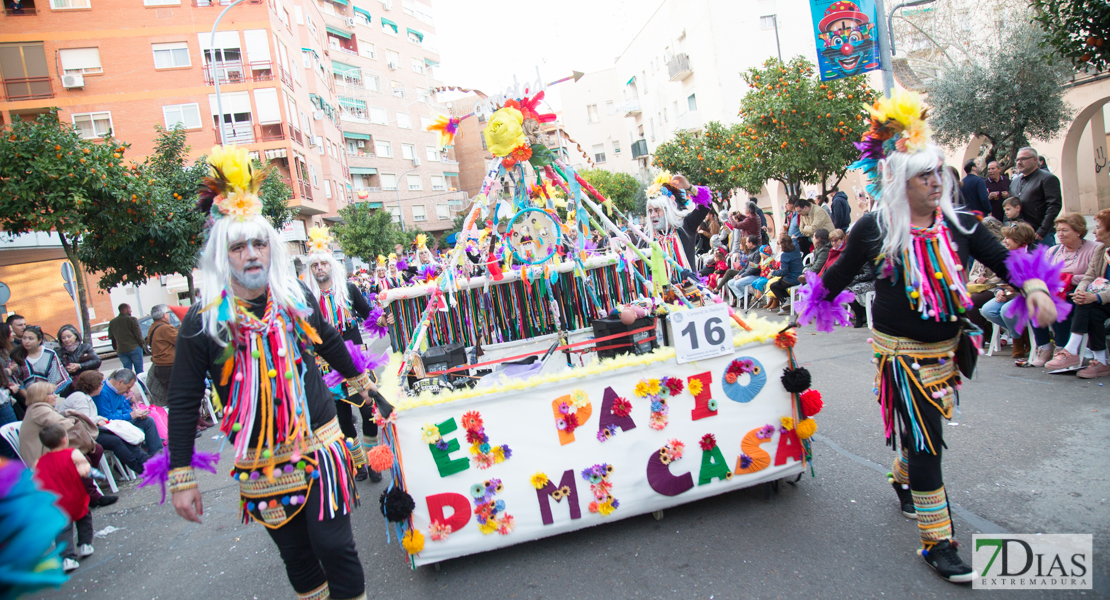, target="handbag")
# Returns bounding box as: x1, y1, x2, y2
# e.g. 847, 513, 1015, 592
955, 318, 983, 379
102, 419, 145, 446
